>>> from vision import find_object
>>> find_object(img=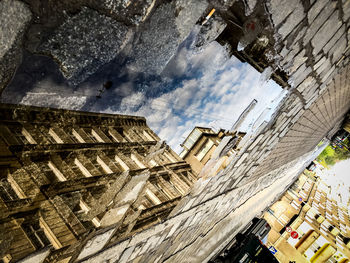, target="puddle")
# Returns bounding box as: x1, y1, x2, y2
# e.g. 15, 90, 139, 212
1, 26, 284, 153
